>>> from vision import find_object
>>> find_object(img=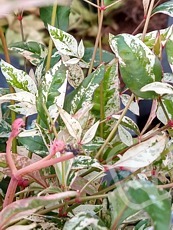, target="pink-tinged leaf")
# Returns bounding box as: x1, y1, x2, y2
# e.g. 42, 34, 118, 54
0, 0, 72, 17
6, 223, 37, 230
107, 133, 167, 172
58, 106, 82, 141
0, 152, 47, 188
0, 191, 77, 229
81, 120, 100, 144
